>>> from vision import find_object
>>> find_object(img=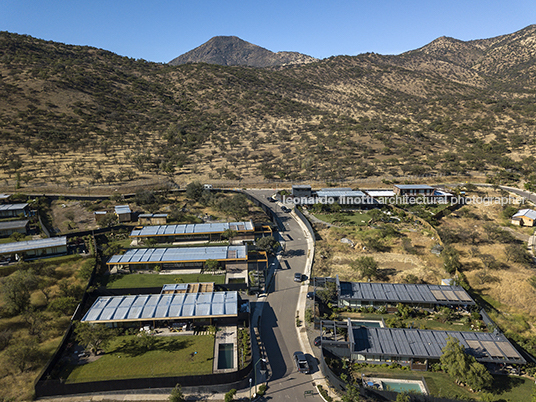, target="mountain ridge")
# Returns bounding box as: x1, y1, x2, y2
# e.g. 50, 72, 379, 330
168, 35, 318, 67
